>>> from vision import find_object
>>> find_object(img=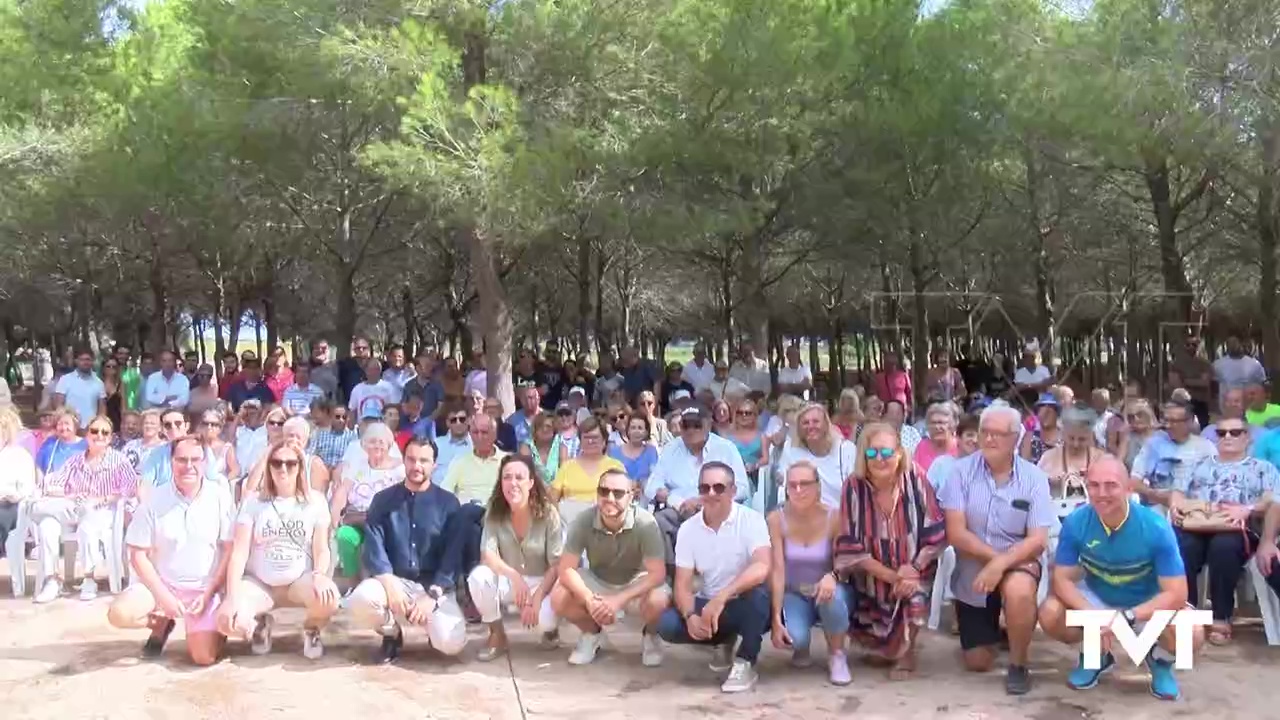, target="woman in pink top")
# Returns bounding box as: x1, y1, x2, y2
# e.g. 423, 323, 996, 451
912, 403, 958, 472
28, 414, 139, 603
873, 353, 912, 415
263, 356, 293, 403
